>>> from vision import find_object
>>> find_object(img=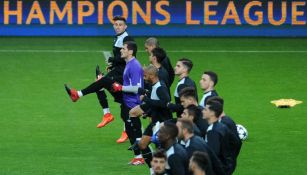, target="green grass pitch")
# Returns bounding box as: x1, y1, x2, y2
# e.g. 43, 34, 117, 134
0, 37, 307, 174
